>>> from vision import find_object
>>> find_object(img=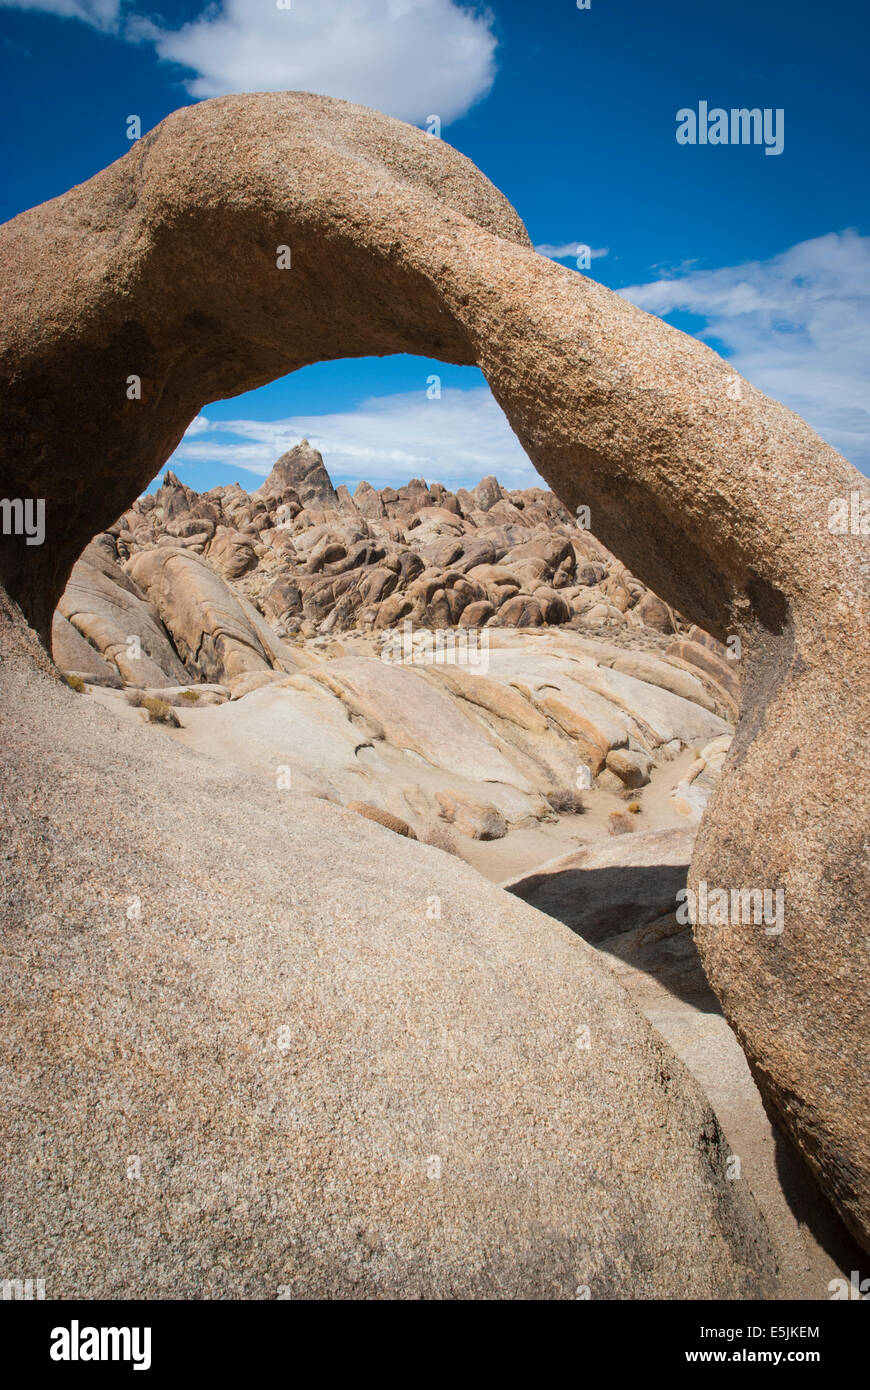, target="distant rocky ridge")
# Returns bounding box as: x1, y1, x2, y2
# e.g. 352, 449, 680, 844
52, 440, 739, 703
126, 439, 682, 638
